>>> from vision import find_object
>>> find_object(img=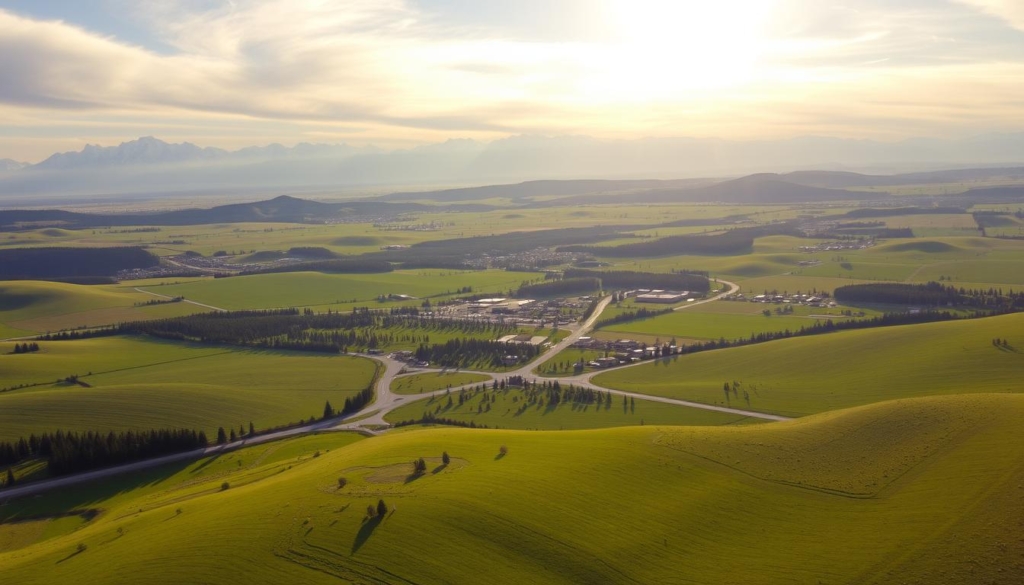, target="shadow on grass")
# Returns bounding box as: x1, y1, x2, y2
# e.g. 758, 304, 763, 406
55, 548, 85, 565
190, 451, 225, 474
431, 464, 447, 475
351, 516, 382, 554
494, 452, 506, 461
404, 471, 425, 484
